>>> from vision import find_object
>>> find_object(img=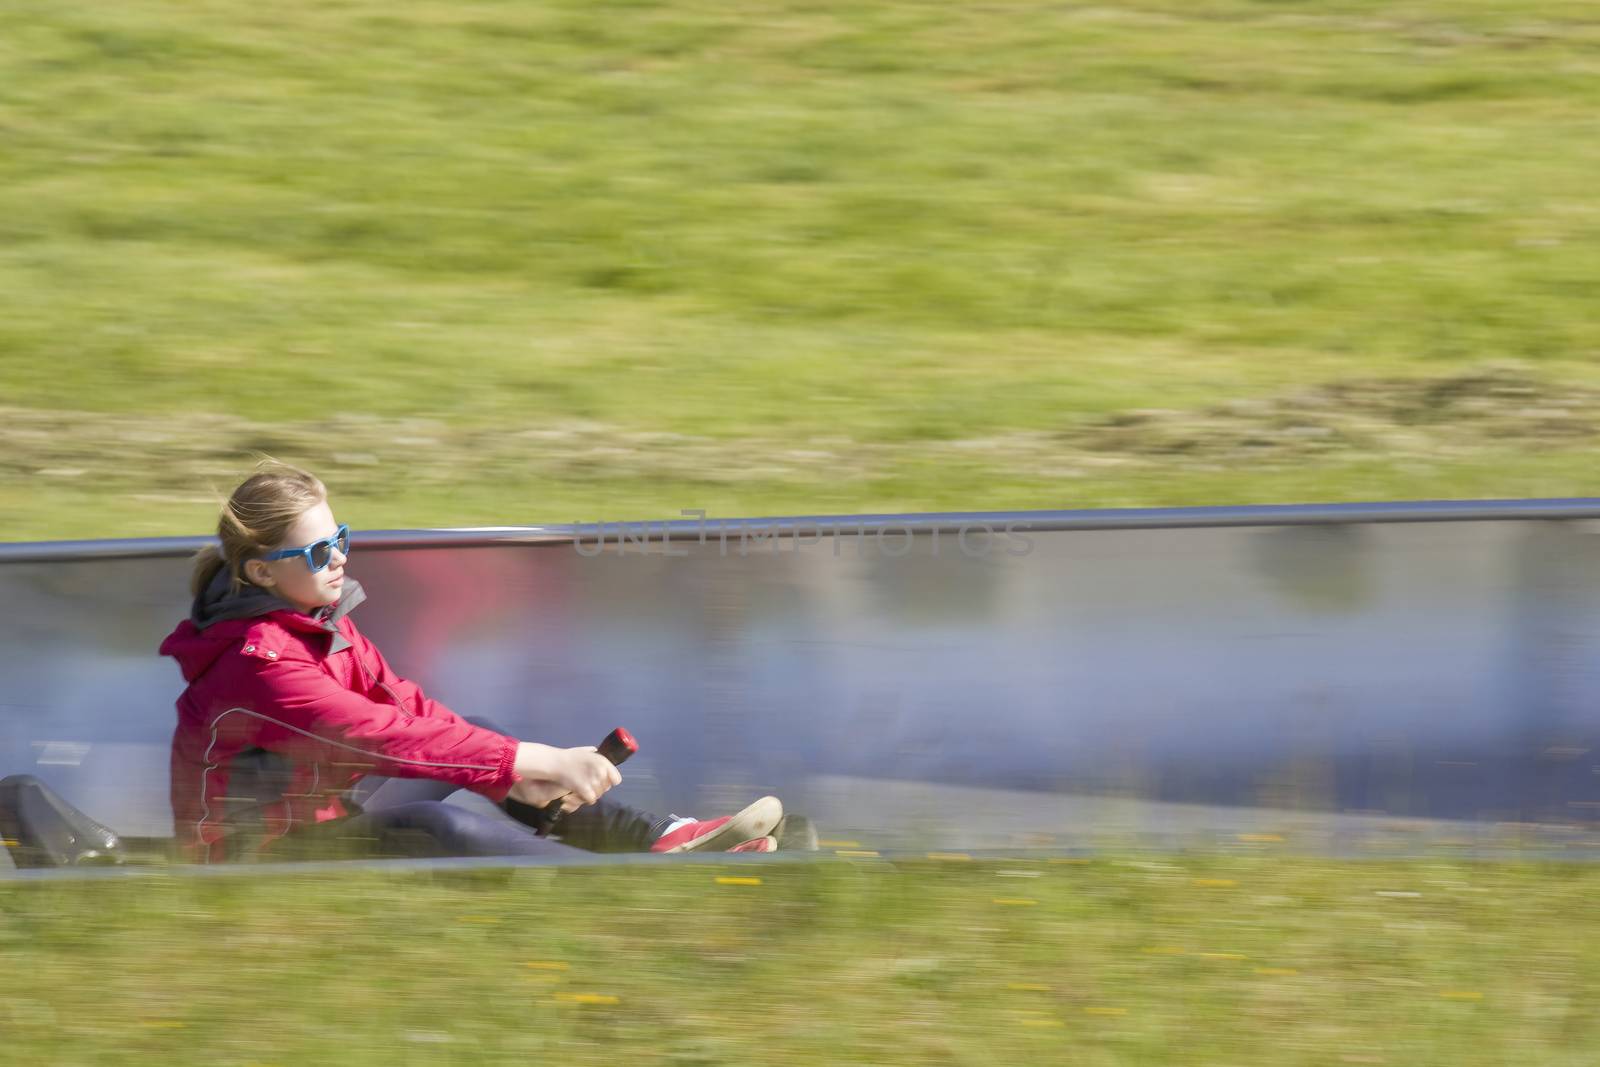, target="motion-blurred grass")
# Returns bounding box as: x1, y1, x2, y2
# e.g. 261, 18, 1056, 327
4, 0, 1600, 538
2, 855, 1596, 1064
5, 8, 1599, 1062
